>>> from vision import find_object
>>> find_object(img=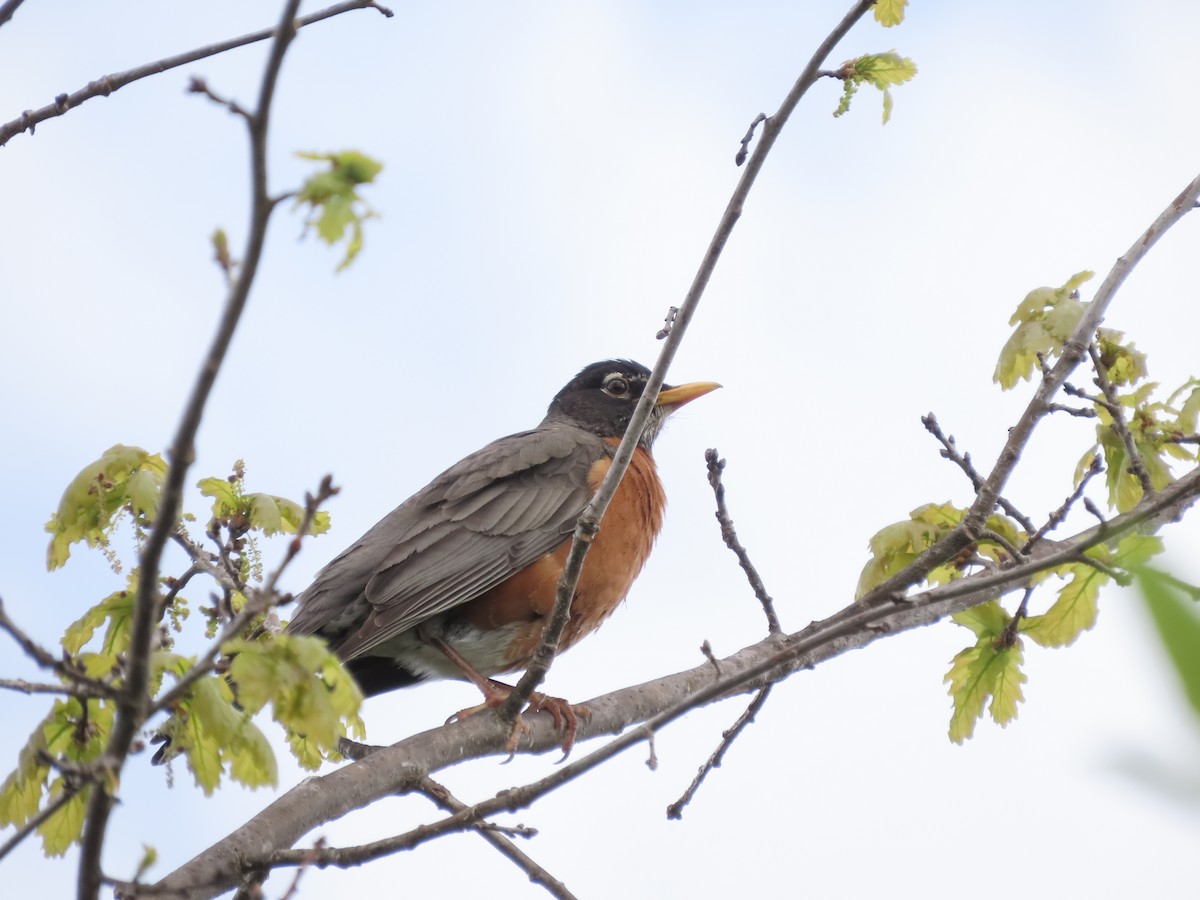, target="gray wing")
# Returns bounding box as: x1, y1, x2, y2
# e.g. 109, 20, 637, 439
286, 424, 605, 660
